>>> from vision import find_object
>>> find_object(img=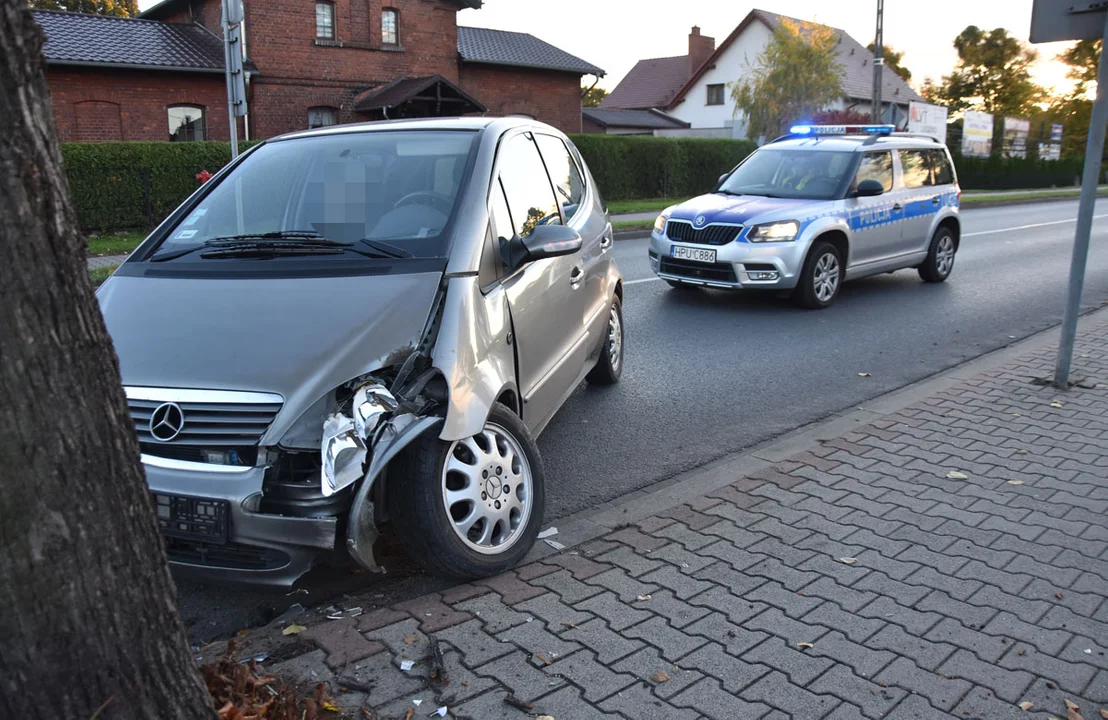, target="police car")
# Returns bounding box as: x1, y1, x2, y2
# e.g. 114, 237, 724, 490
649, 125, 960, 308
